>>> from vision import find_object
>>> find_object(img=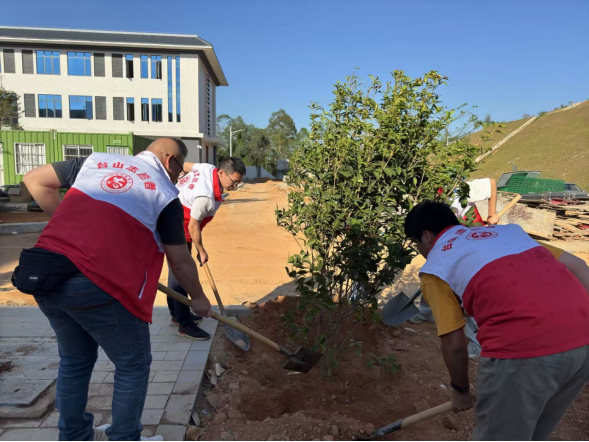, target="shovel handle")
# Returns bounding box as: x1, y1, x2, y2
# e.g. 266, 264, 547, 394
402, 401, 452, 428
157, 283, 280, 352
202, 263, 228, 317
497, 194, 522, 219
